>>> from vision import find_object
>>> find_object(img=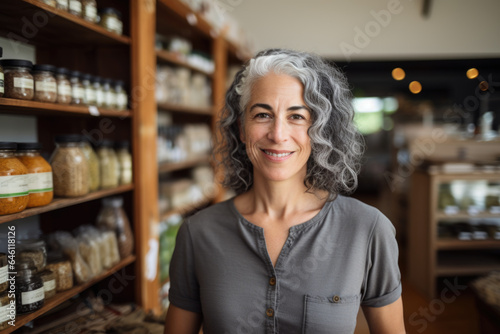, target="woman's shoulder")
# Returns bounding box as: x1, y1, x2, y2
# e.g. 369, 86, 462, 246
184, 198, 236, 229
